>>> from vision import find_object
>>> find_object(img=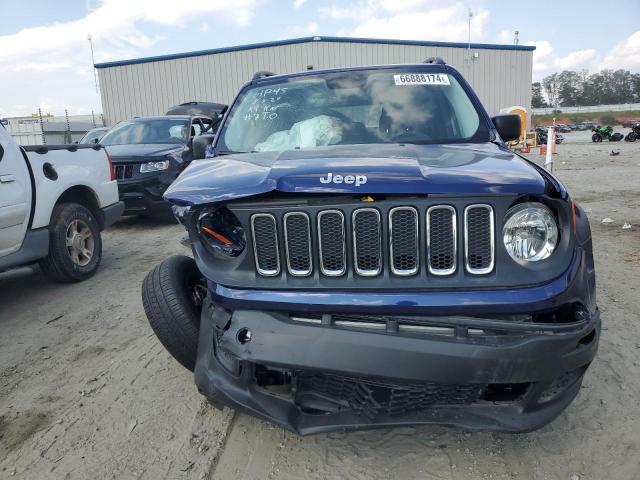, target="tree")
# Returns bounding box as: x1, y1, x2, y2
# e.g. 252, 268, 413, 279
542, 73, 560, 107
531, 82, 547, 108
538, 68, 638, 106
632, 73, 640, 102
557, 71, 583, 107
